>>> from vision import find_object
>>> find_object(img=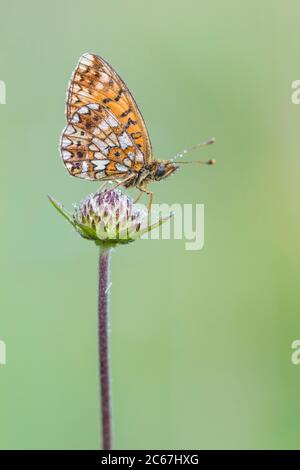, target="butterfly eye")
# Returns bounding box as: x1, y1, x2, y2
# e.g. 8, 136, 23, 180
155, 164, 165, 178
